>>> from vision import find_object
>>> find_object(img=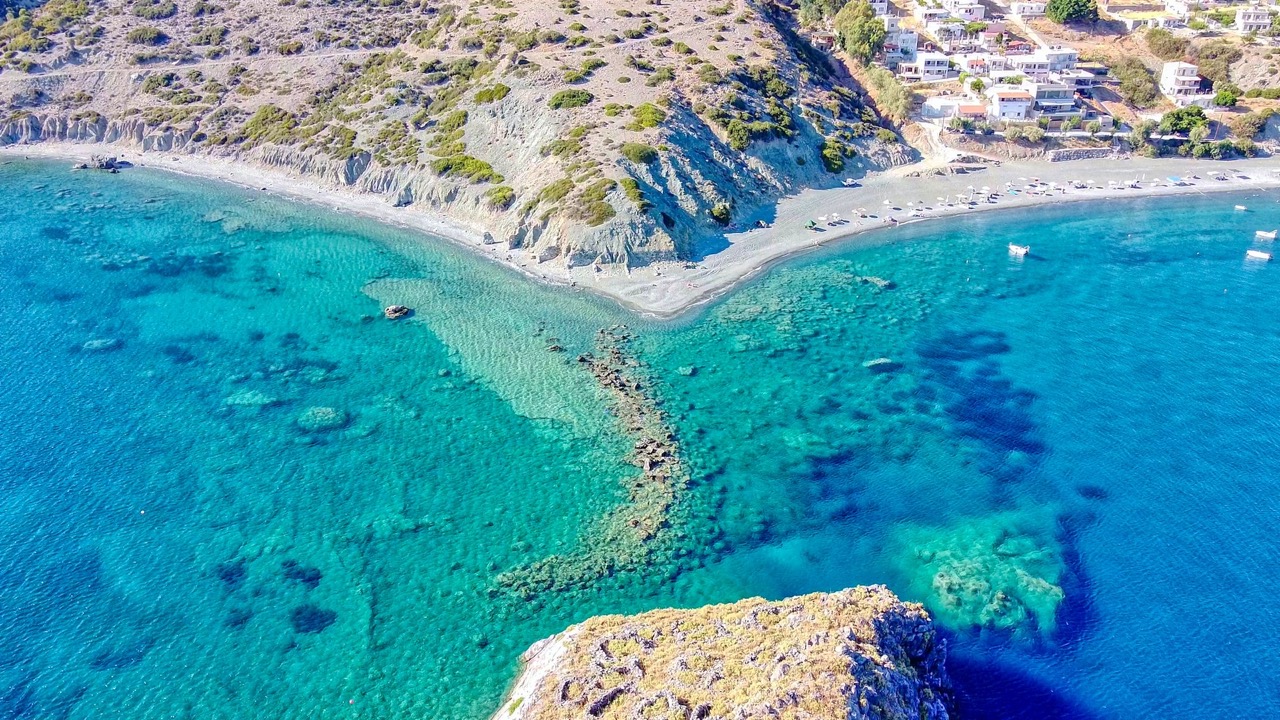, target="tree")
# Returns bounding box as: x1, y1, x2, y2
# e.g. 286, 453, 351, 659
970, 78, 986, 94
1046, 0, 1098, 24
1005, 125, 1025, 141
833, 0, 886, 65
1062, 115, 1081, 131
949, 115, 971, 132
1086, 120, 1102, 135
1025, 126, 1046, 142
1159, 105, 1207, 134
1214, 89, 1238, 106
1189, 124, 1210, 143
1129, 119, 1157, 148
